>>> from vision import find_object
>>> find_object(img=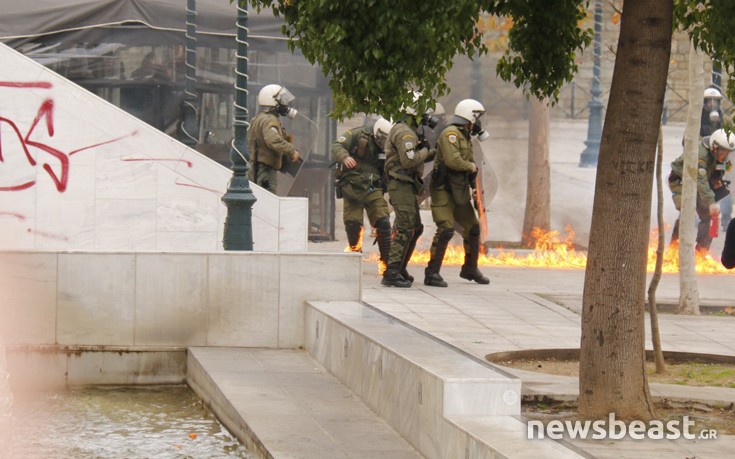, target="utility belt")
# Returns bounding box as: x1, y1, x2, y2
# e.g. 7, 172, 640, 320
432, 164, 477, 189
388, 168, 417, 182
335, 172, 383, 200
